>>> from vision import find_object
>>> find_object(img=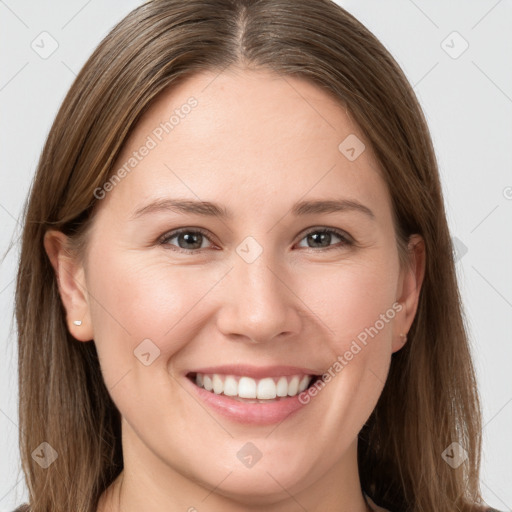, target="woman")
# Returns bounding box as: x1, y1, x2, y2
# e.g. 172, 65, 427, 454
13, 1, 502, 511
